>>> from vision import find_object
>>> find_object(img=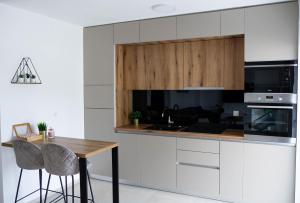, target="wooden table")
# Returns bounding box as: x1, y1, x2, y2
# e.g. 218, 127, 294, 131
2, 136, 119, 203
